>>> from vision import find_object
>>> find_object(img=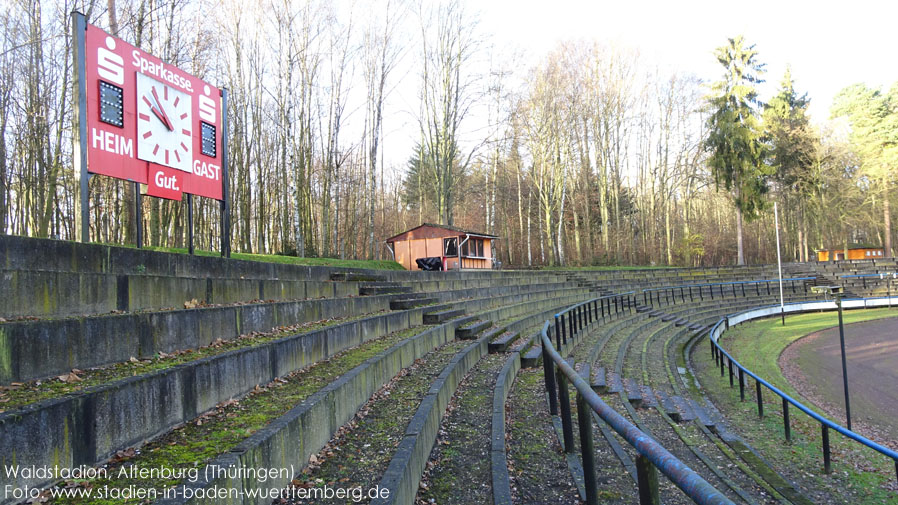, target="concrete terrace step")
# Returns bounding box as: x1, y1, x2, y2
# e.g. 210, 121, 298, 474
330, 272, 386, 282
640, 385, 658, 408
591, 366, 607, 393
607, 372, 624, 394
636, 305, 651, 313
521, 345, 542, 368
456, 319, 492, 339
690, 399, 717, 432
624, 378, 643, 407
648, 310, 662, 317
359, 284, 413, 295
423, 307, 466, 324
488, 329, 519, 353
674, 318, 688, 327
655, 390, 681, 421
389, 297, 438, 310
671, 395, 697, 422
661, 314, 676, 322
